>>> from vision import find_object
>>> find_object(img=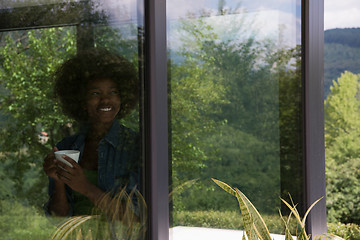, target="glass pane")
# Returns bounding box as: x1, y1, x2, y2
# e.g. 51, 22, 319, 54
324, 1, 360, 231
167, 0, 303, 238
0, 1, 145, 239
